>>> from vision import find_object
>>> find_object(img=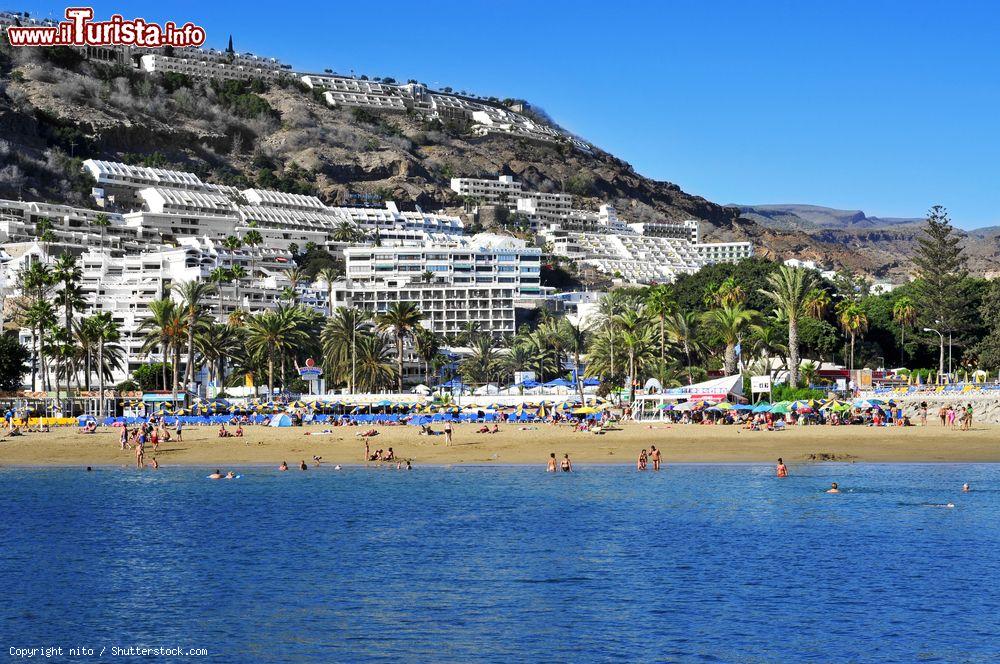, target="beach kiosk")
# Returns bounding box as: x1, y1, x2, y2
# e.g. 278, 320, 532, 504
633, 375, 745, 421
